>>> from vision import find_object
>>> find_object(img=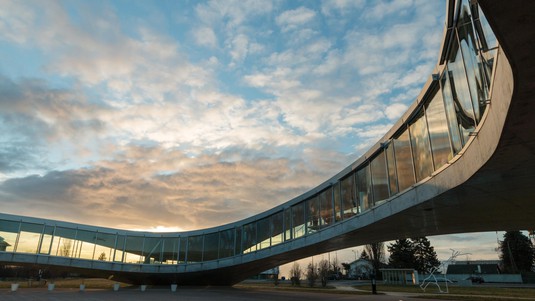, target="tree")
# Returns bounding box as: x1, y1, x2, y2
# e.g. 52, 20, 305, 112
500, 231, 535, 273
360, 249, 370, 260
365, 242, 386, 277
412, 237, 440, 274
98, 252, 107, 261
341, 262, 351, 277
306, 262, 318, 287
318, 259, 330, 287
388, 239, 415, 269
289, 262, 302, 286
